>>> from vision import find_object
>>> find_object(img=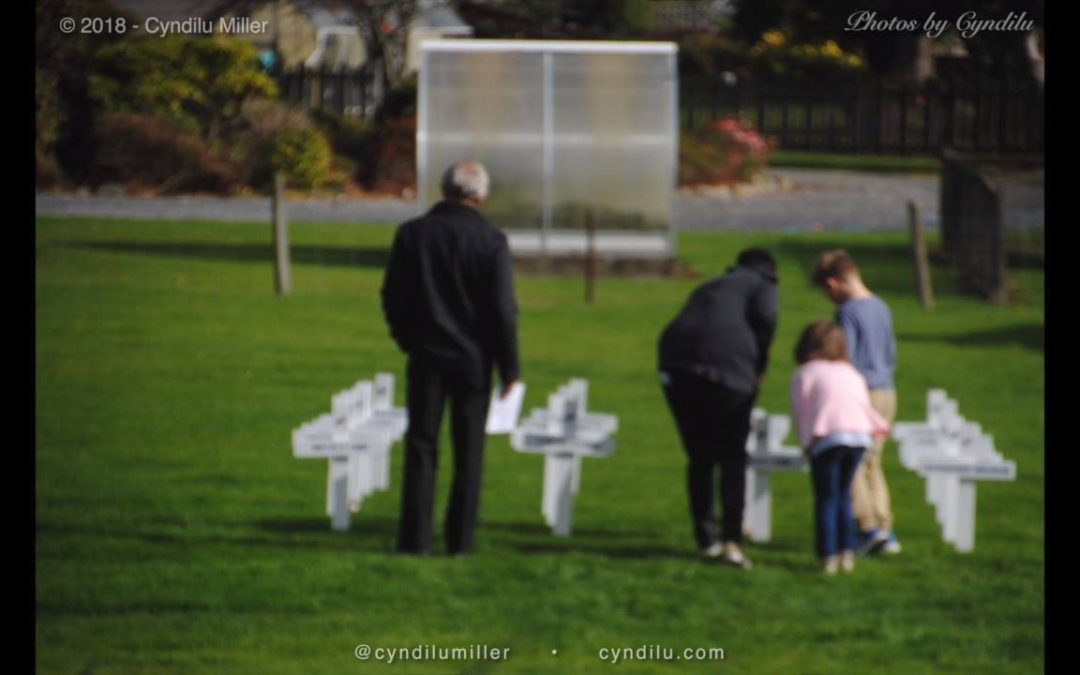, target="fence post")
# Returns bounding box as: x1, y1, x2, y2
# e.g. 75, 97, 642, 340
997, 79, 1008, 152
1033, 83, 1045, 150
779, 90, 789, 147
272, 172, 292, 295
899, 81, 908, 154
908, 199, 934, 309
945, 85, 956, 151
973, 75, 983, 150
321, 65, 331, 112
826, 99, 835, 151
923, 83, 933, 154
686, 81, 696, 130
874, 79, 883, 154
359, 64, 368, 117
710, 78, 719, 122
853, 78, 865, 152
336, 68, 346, 116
